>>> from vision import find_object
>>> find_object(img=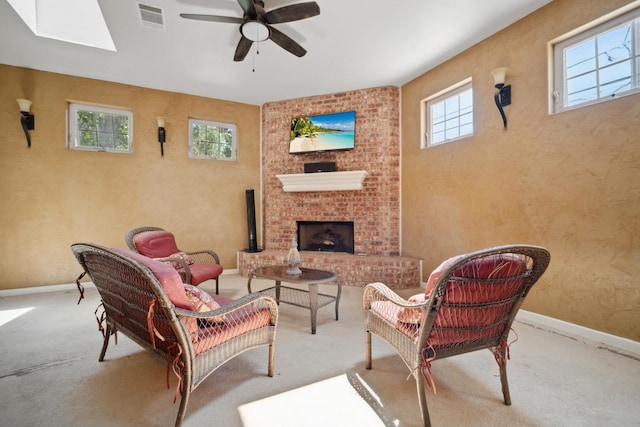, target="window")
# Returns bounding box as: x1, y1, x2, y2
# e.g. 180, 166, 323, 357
551, 5, 640, 113
188, 118, 237, 160
68, 103, 133, 153
421, 79, 473, 148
